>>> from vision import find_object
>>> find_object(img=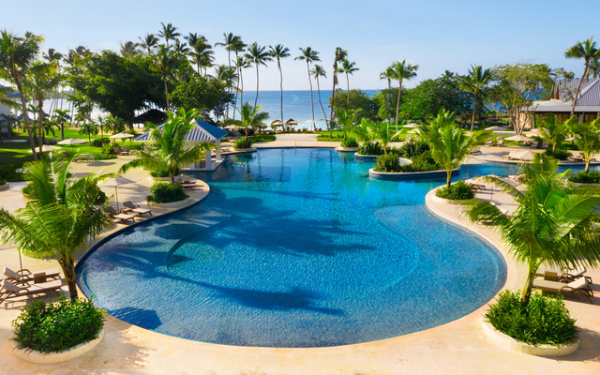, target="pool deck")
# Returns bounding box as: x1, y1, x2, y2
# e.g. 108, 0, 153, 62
1, 136, 600, 374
